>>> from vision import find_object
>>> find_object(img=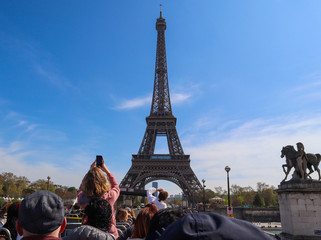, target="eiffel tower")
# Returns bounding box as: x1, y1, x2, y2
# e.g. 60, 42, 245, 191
120, 7, 203, 203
